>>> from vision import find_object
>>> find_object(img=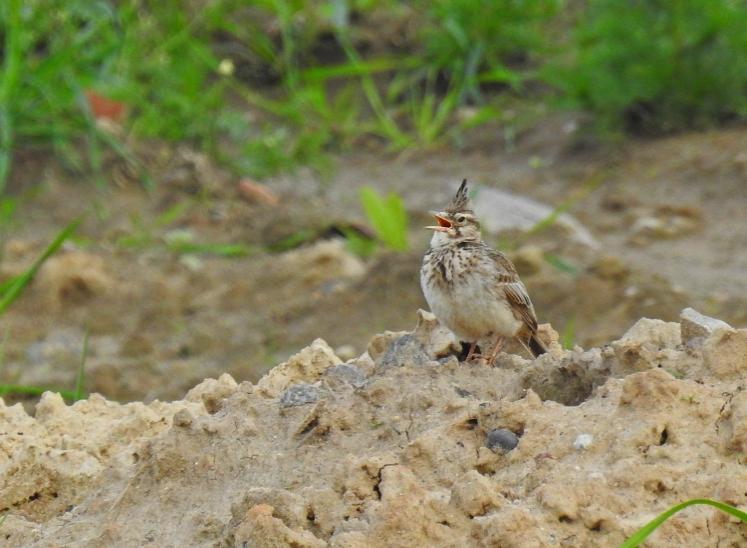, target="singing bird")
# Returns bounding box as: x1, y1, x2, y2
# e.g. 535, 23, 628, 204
420, 180, 546, 363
